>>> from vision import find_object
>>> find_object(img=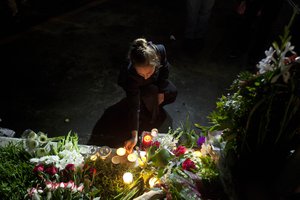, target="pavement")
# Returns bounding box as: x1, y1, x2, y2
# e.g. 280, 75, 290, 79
0, 0, 293, 145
